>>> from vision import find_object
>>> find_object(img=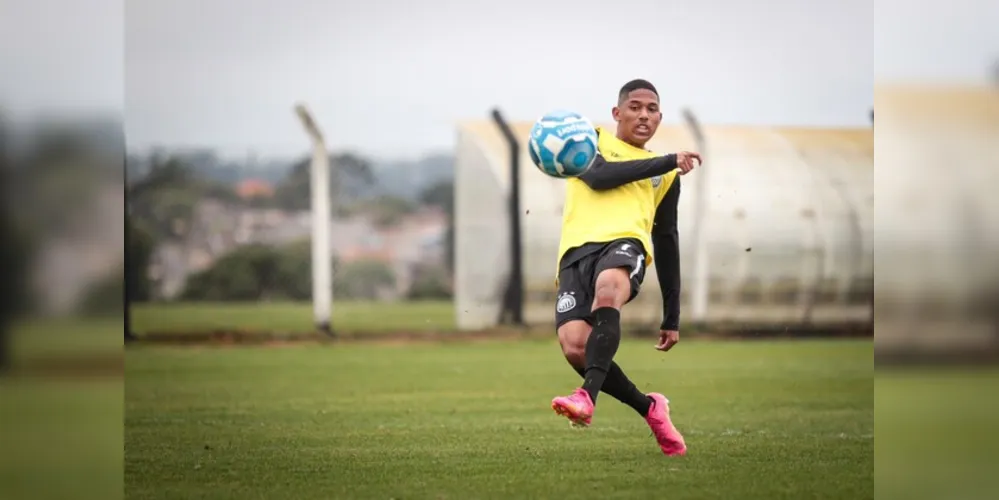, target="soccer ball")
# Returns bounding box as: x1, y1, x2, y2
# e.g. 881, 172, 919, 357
527, 110, 599, 178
